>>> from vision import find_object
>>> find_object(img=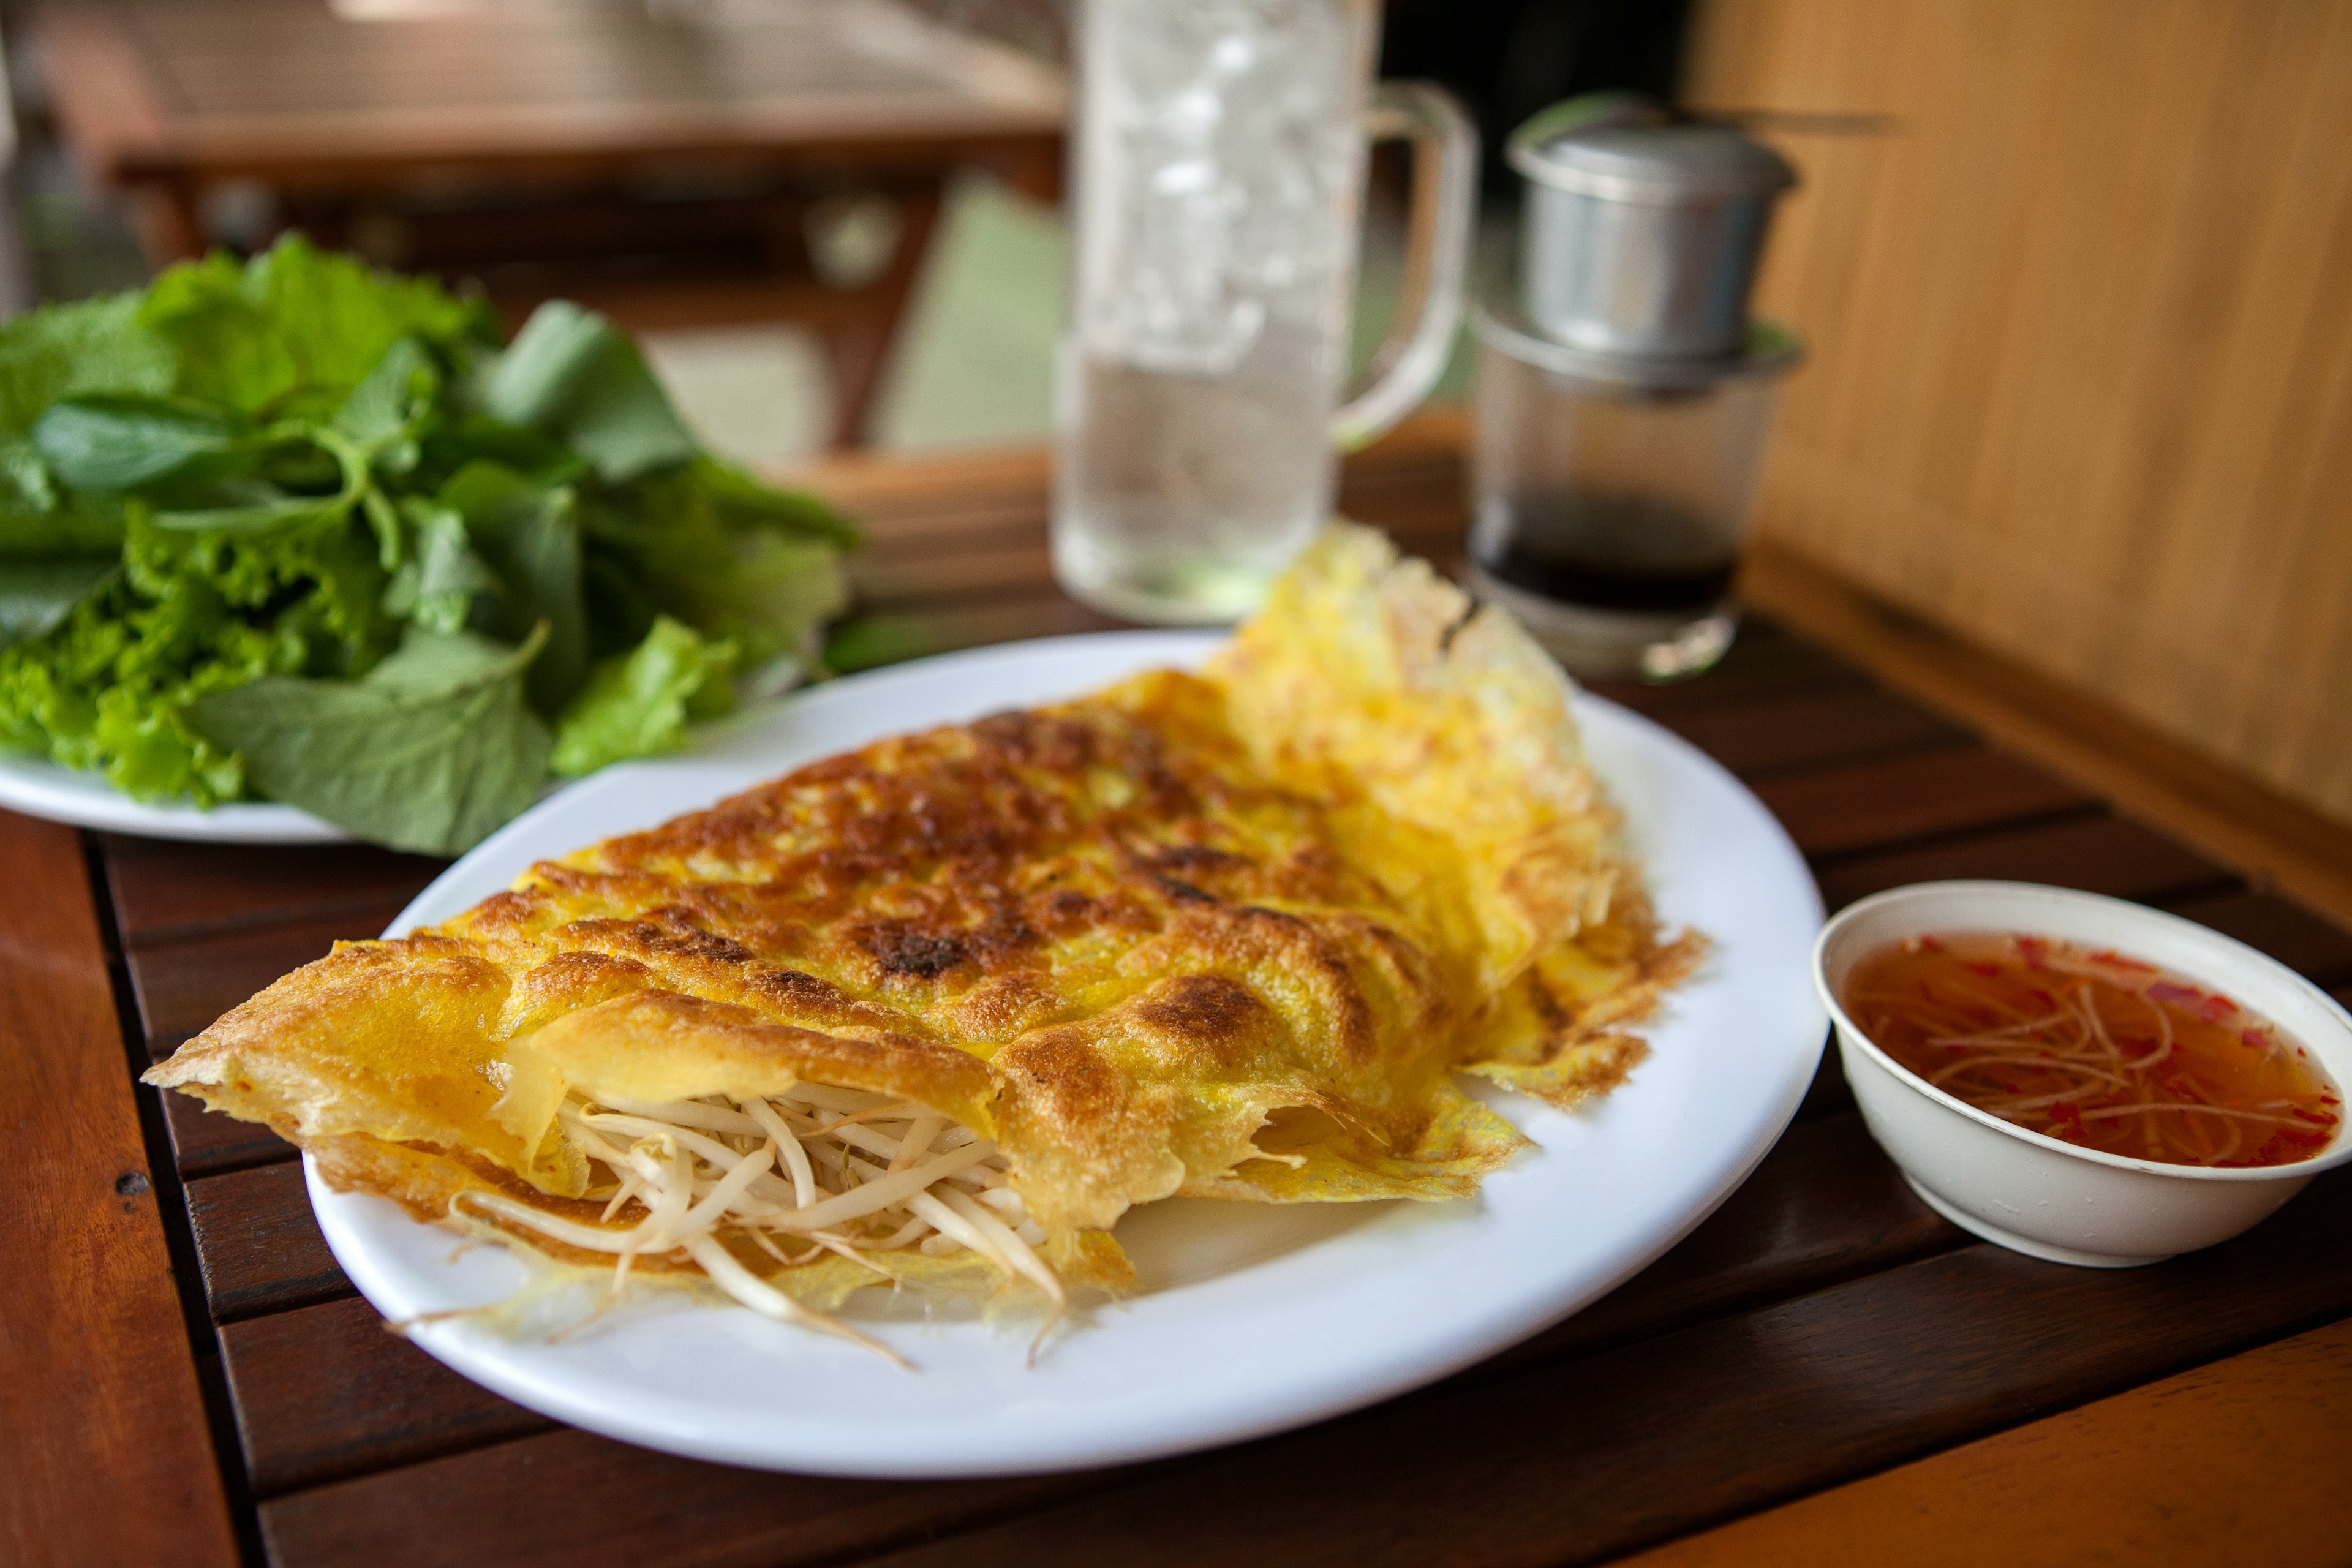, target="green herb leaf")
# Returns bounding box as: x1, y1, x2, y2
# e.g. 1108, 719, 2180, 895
0, 239, 850, 848
413, 417, 589, 491
437, 460, 589, 713
1, 557, 303, 806
0, 559, 115, 651
33, 394, 253, 491
148, 426, 369, 536
334, 338, 436, 492
190, 624, 551, 855
383, 499, 497, 635
0, 292, 175, 437
336, 336, 436, 442
688, 453, 861, 548
141, 235, 492, 420
587, 462, 851, 668
482, 301, 696, 483
822, 612, 938, 675
0, 439, 127, 559
145, 491, 349, 537
550, 614, 735, 777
